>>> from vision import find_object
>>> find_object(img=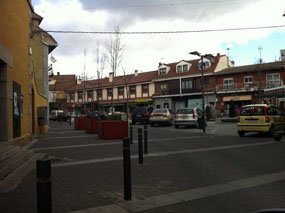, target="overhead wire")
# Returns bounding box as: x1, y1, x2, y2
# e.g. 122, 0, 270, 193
46, 25, 285, 35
